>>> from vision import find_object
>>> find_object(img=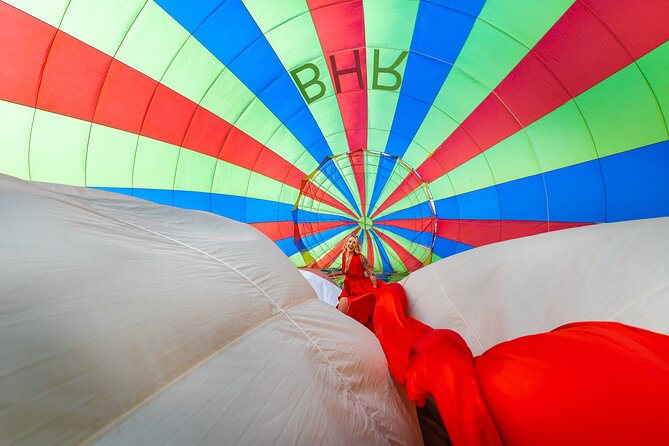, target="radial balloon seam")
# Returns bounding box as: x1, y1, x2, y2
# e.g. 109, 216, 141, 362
361, 137, 460, 251
185, 6, 328, 175
170, 50, 227, 211
483, 89, 552, 228
126, 15, 191, 204
235, 2, 334, 157
231, 98, 287, 217
435, 118, 503, 243
205, 81, 308, 221
306, 46, 357, 151
395, 57, 524, 176
631, 62, 669, 142
253, 6, 310, 35
450, 1, 669, 227
441, 15, 615, 231
387, 7, 545, 160
148, 2, 292, 209
576, 0, 669, 141
26, 0, 73, 183
384, 0, 487, 155
164, 0, 259, 207
208, 1, 334, 159
82, 0, 150, 189
571, 0, 667, 225
155, 0, 268, 197
168, 23, 319, 221
413, 4, 570, 174
307, 1, 367, 152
